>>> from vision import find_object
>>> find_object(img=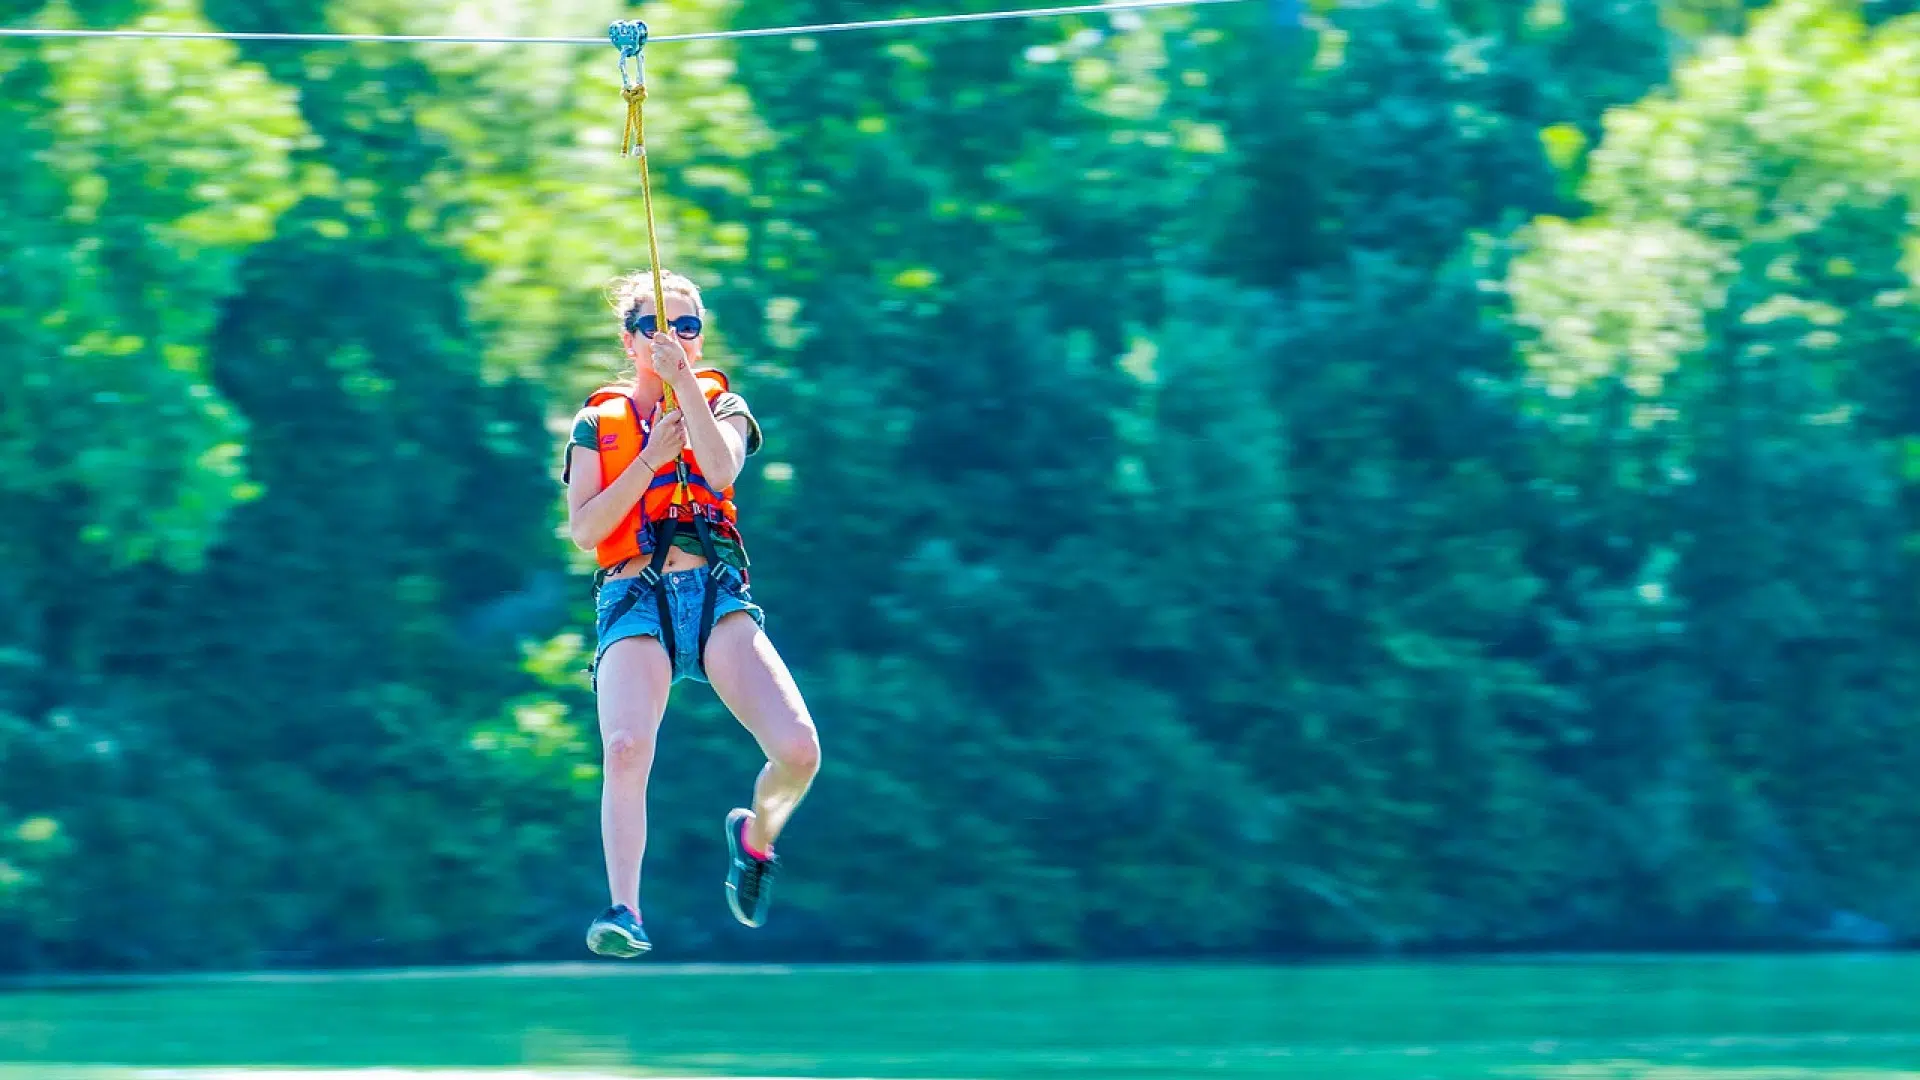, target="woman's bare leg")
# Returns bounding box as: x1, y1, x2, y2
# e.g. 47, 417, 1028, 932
587, 633, 673, 954
702, 611, 821, 925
